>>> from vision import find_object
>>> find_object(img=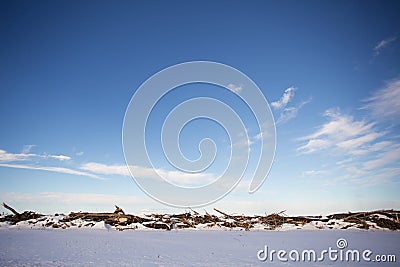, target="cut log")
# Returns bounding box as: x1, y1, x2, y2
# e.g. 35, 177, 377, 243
2, 202, 20, 215
214, 208, 231, 218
